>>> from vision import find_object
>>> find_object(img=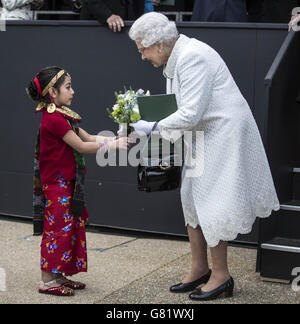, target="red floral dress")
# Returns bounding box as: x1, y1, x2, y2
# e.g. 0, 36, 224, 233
40, 174, 88, 276
39, 110, 88, 276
